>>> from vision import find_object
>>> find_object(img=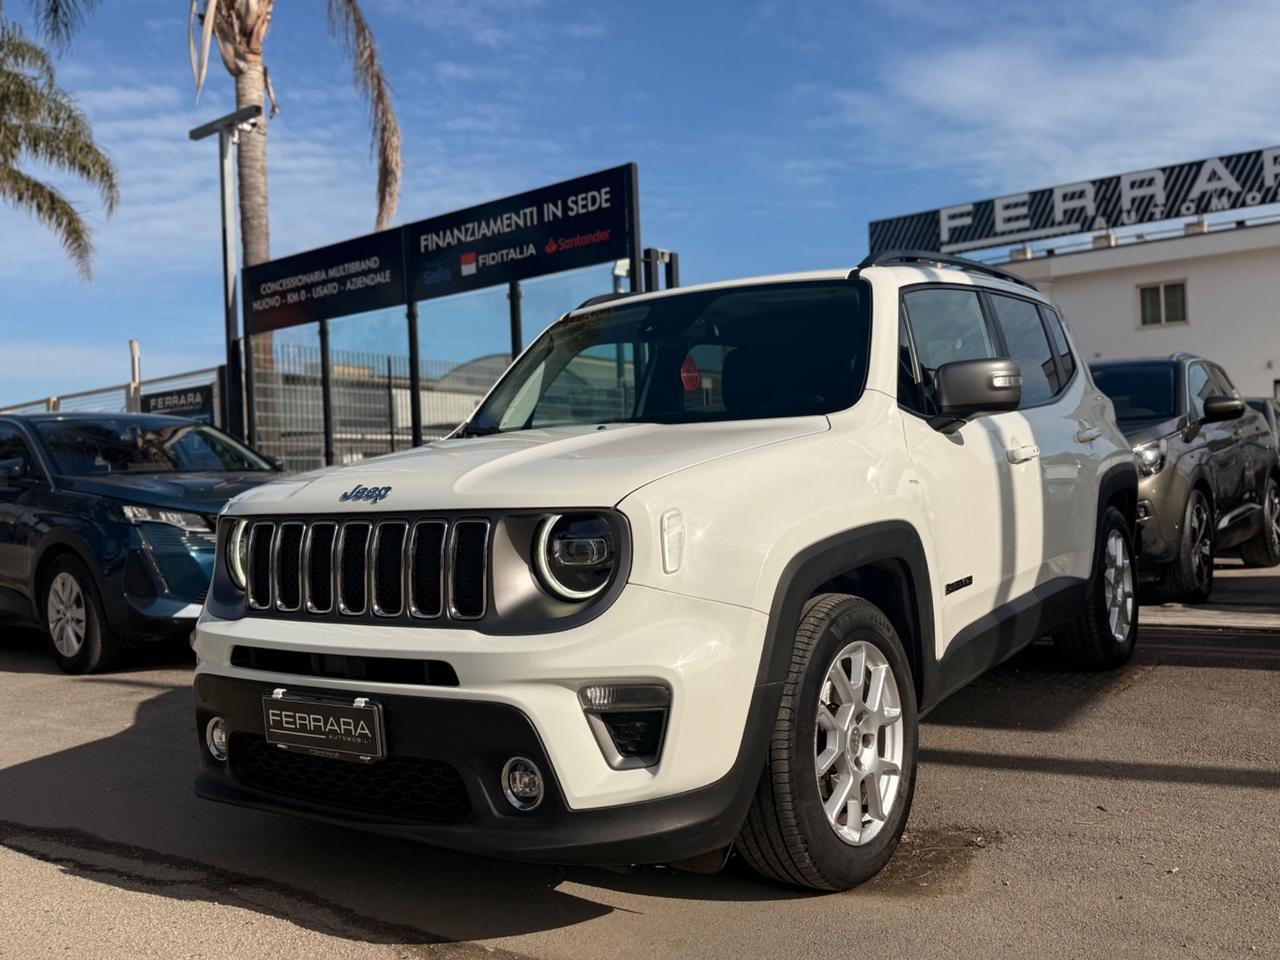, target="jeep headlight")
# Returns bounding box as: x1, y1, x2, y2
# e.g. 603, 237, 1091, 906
226, 518, 250, 590
534, 513, 616, 601
1135, 438, 1168, 476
